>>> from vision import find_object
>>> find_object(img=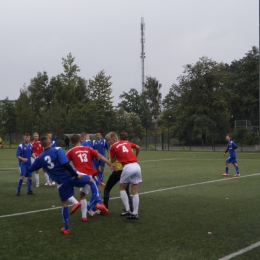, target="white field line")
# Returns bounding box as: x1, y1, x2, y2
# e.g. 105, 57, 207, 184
1, 172, 260, 219
218, 241, 260, 260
